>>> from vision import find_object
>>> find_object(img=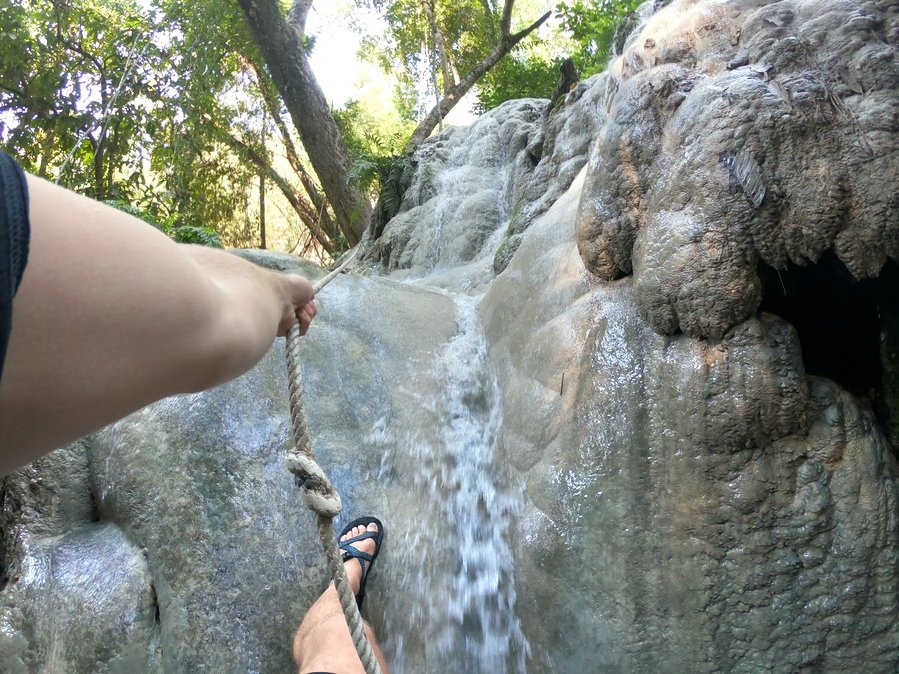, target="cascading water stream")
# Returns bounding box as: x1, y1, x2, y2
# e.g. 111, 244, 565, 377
375, 295, 530, 673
